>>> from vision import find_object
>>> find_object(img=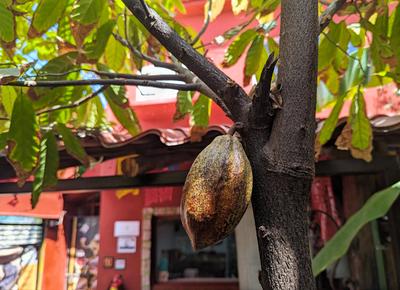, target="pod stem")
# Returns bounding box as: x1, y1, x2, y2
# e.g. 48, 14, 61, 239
227, 122, 244, 136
